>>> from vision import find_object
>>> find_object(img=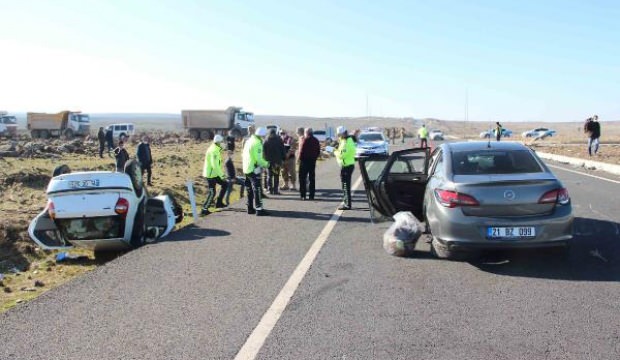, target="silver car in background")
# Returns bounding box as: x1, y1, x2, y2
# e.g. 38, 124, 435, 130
359, 142, 573, 260
355, 131, 389, 158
